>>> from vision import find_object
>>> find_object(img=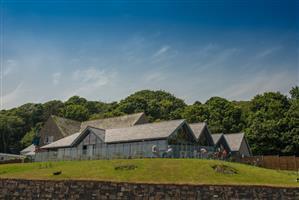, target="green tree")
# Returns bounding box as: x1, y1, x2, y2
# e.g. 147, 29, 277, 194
182, 104, 207, 123
246, 92, 291, 155
290, 86, 299, 99
0, 114, 24, 153
204, 97, 244, 133
62, 105, 89, 121
117, 90, 186, 121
